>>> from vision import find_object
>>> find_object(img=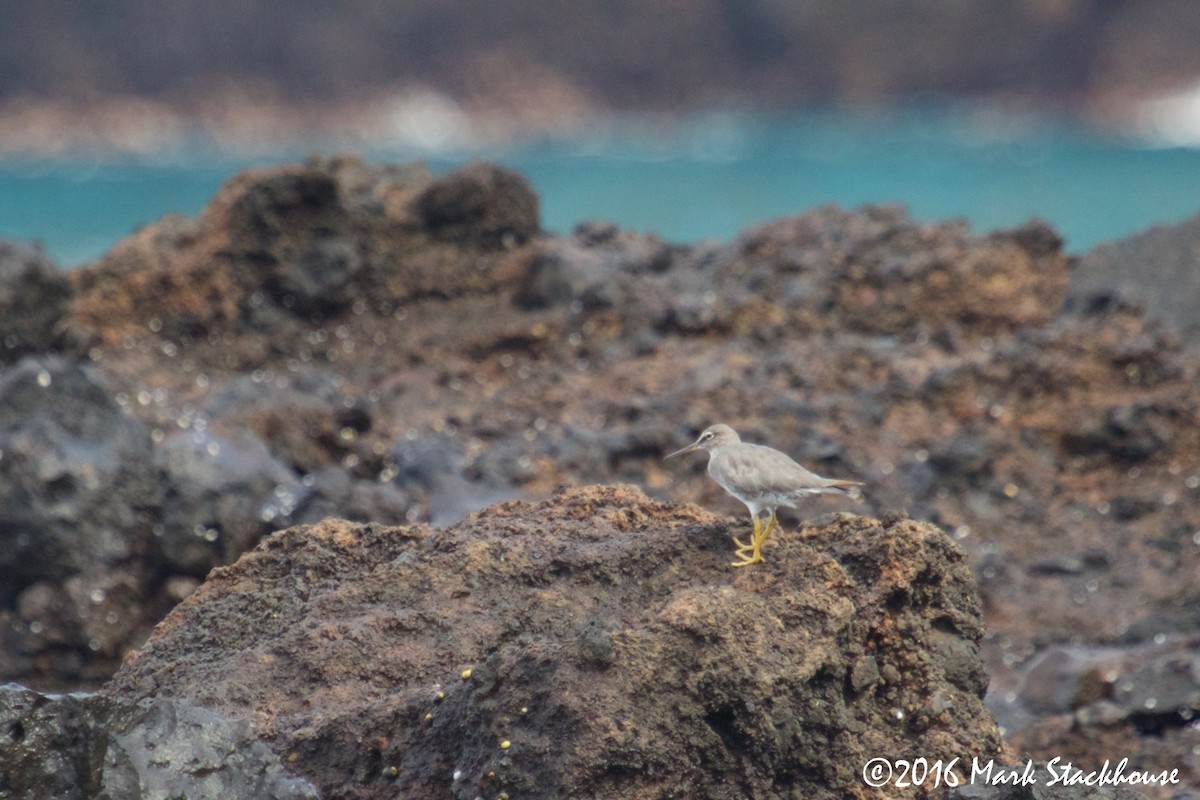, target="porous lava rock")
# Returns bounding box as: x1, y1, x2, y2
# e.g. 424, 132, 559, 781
103, 485, 1002, 799
65, 157, 533, 345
